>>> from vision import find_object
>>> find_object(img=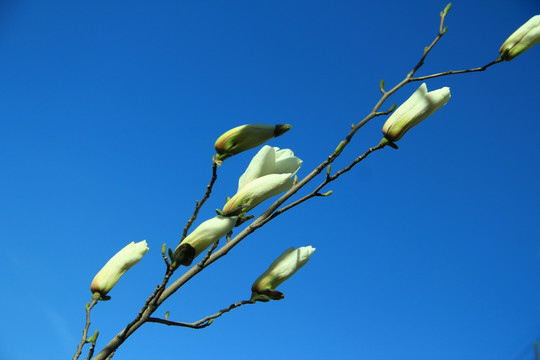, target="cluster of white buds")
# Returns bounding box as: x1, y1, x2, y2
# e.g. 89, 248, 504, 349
87, 12, 539, 314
